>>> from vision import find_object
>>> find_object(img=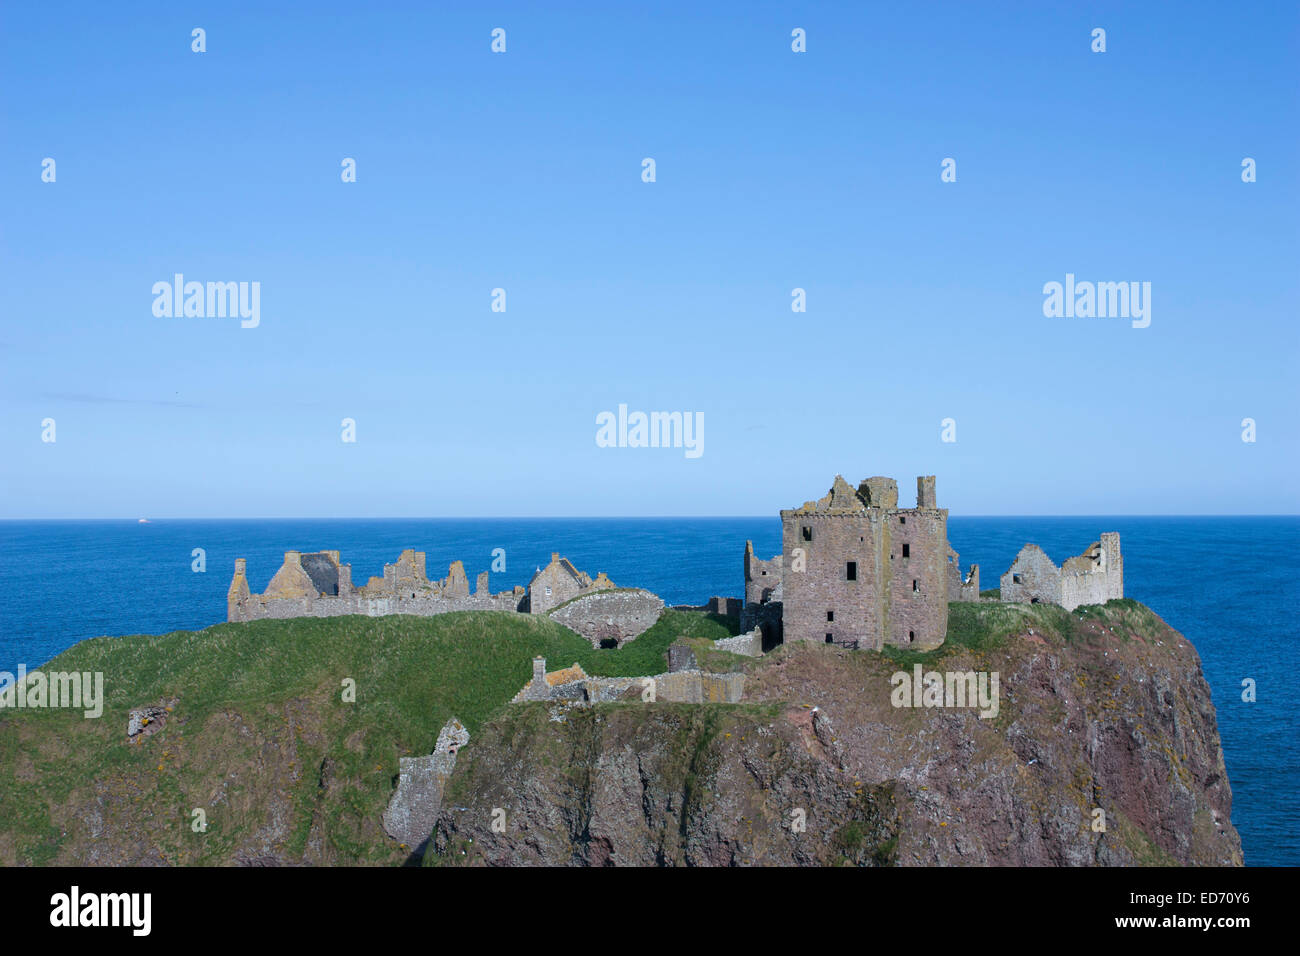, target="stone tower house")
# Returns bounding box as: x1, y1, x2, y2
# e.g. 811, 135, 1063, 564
779, 474, 950, 650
